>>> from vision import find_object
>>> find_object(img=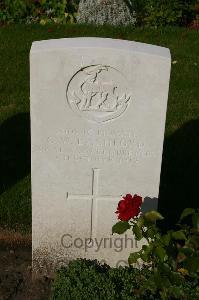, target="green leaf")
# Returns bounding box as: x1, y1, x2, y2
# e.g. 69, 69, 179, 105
133, 224, 143, 241
142, 245, 148, 251
137, 216, 145, 228
155, 246, 167, 262
184, 255, 199, 273
187, 236, 199, 249
159, 263, 171, 275
192, 213, 199, 230
144, 210, 164, 223
153, 271, 165, 288
172, 230, 186, 241
179, 247, 193, 256
161, 233, 171, 246
140, 252, 149, 262
169, 285, 184, 298
112, 221, 130, 235
179, 208, 195, 222
145, 227, 155, 239
141, 244, 153, 262
128, 252, 140, 264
